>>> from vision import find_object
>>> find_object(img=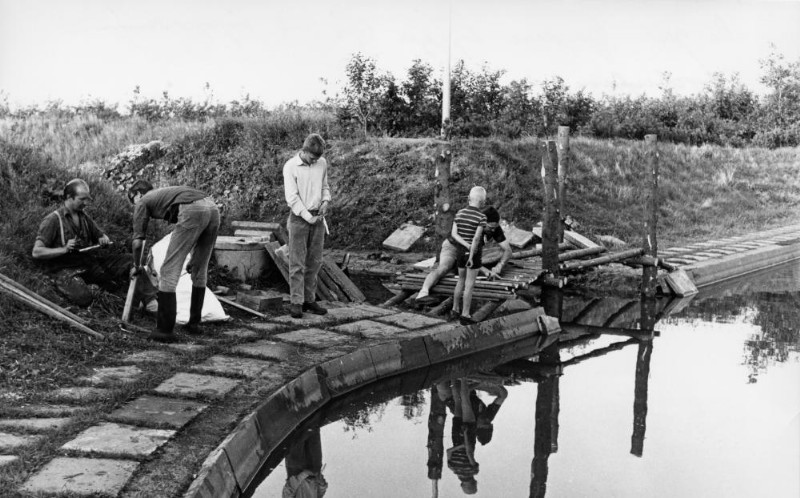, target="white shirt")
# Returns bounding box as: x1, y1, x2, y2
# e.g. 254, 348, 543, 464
283, 153, 331, 222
